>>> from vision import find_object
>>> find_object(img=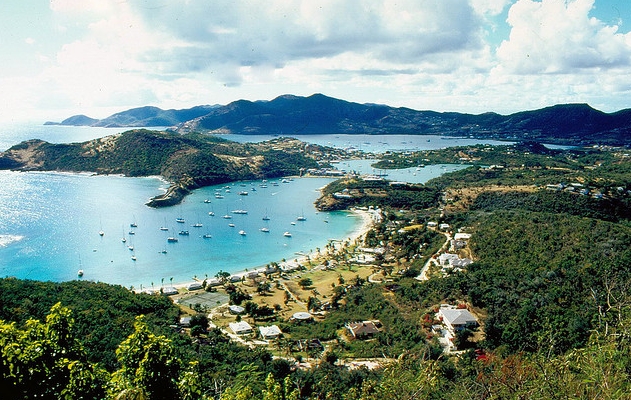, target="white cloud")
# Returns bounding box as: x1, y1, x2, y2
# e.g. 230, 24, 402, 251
470, 0, 512, 16
3, 0, 631, 123
497, 0, 631, 74
130, 0, 489, 77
